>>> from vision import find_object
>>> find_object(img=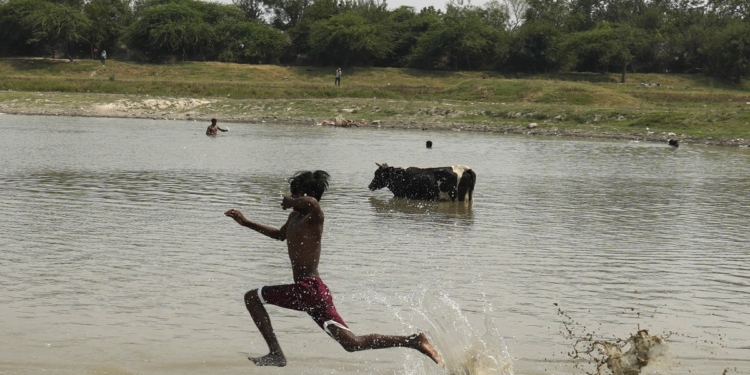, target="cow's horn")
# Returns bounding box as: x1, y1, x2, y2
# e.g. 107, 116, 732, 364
376, 162, 383, 168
